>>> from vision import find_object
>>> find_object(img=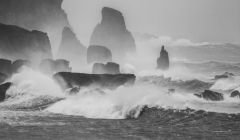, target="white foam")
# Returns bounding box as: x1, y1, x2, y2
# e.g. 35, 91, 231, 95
211, 76, 240, 91
1, 67, 65, 108
46, 83, 240, 119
